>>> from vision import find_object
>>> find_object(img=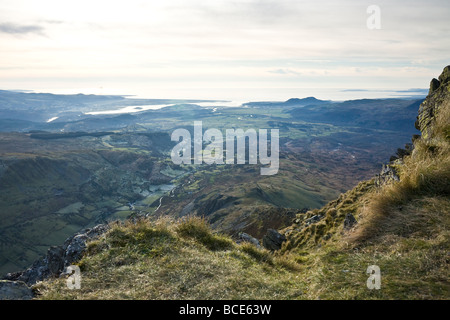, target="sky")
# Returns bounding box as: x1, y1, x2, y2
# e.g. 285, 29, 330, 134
0, 0, 449, 101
